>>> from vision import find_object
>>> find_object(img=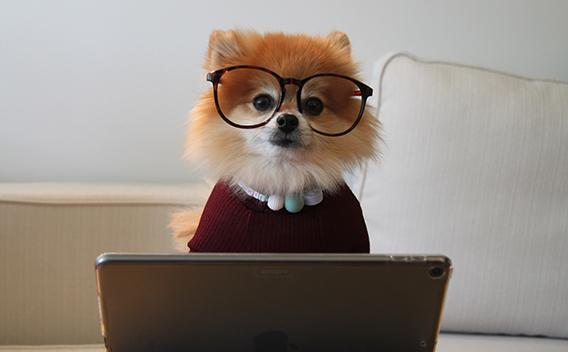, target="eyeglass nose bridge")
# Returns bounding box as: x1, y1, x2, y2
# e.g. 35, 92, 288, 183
282, 77, 302, 86
279, 78, 305, 113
